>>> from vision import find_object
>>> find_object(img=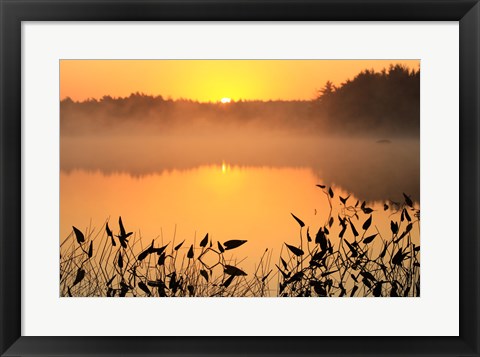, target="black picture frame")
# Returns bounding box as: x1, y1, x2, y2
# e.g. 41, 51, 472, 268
1, 0, 478, 356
